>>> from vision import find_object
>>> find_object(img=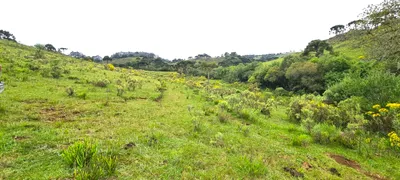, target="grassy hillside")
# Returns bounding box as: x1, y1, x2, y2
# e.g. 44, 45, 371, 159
0, 40, 399, 179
